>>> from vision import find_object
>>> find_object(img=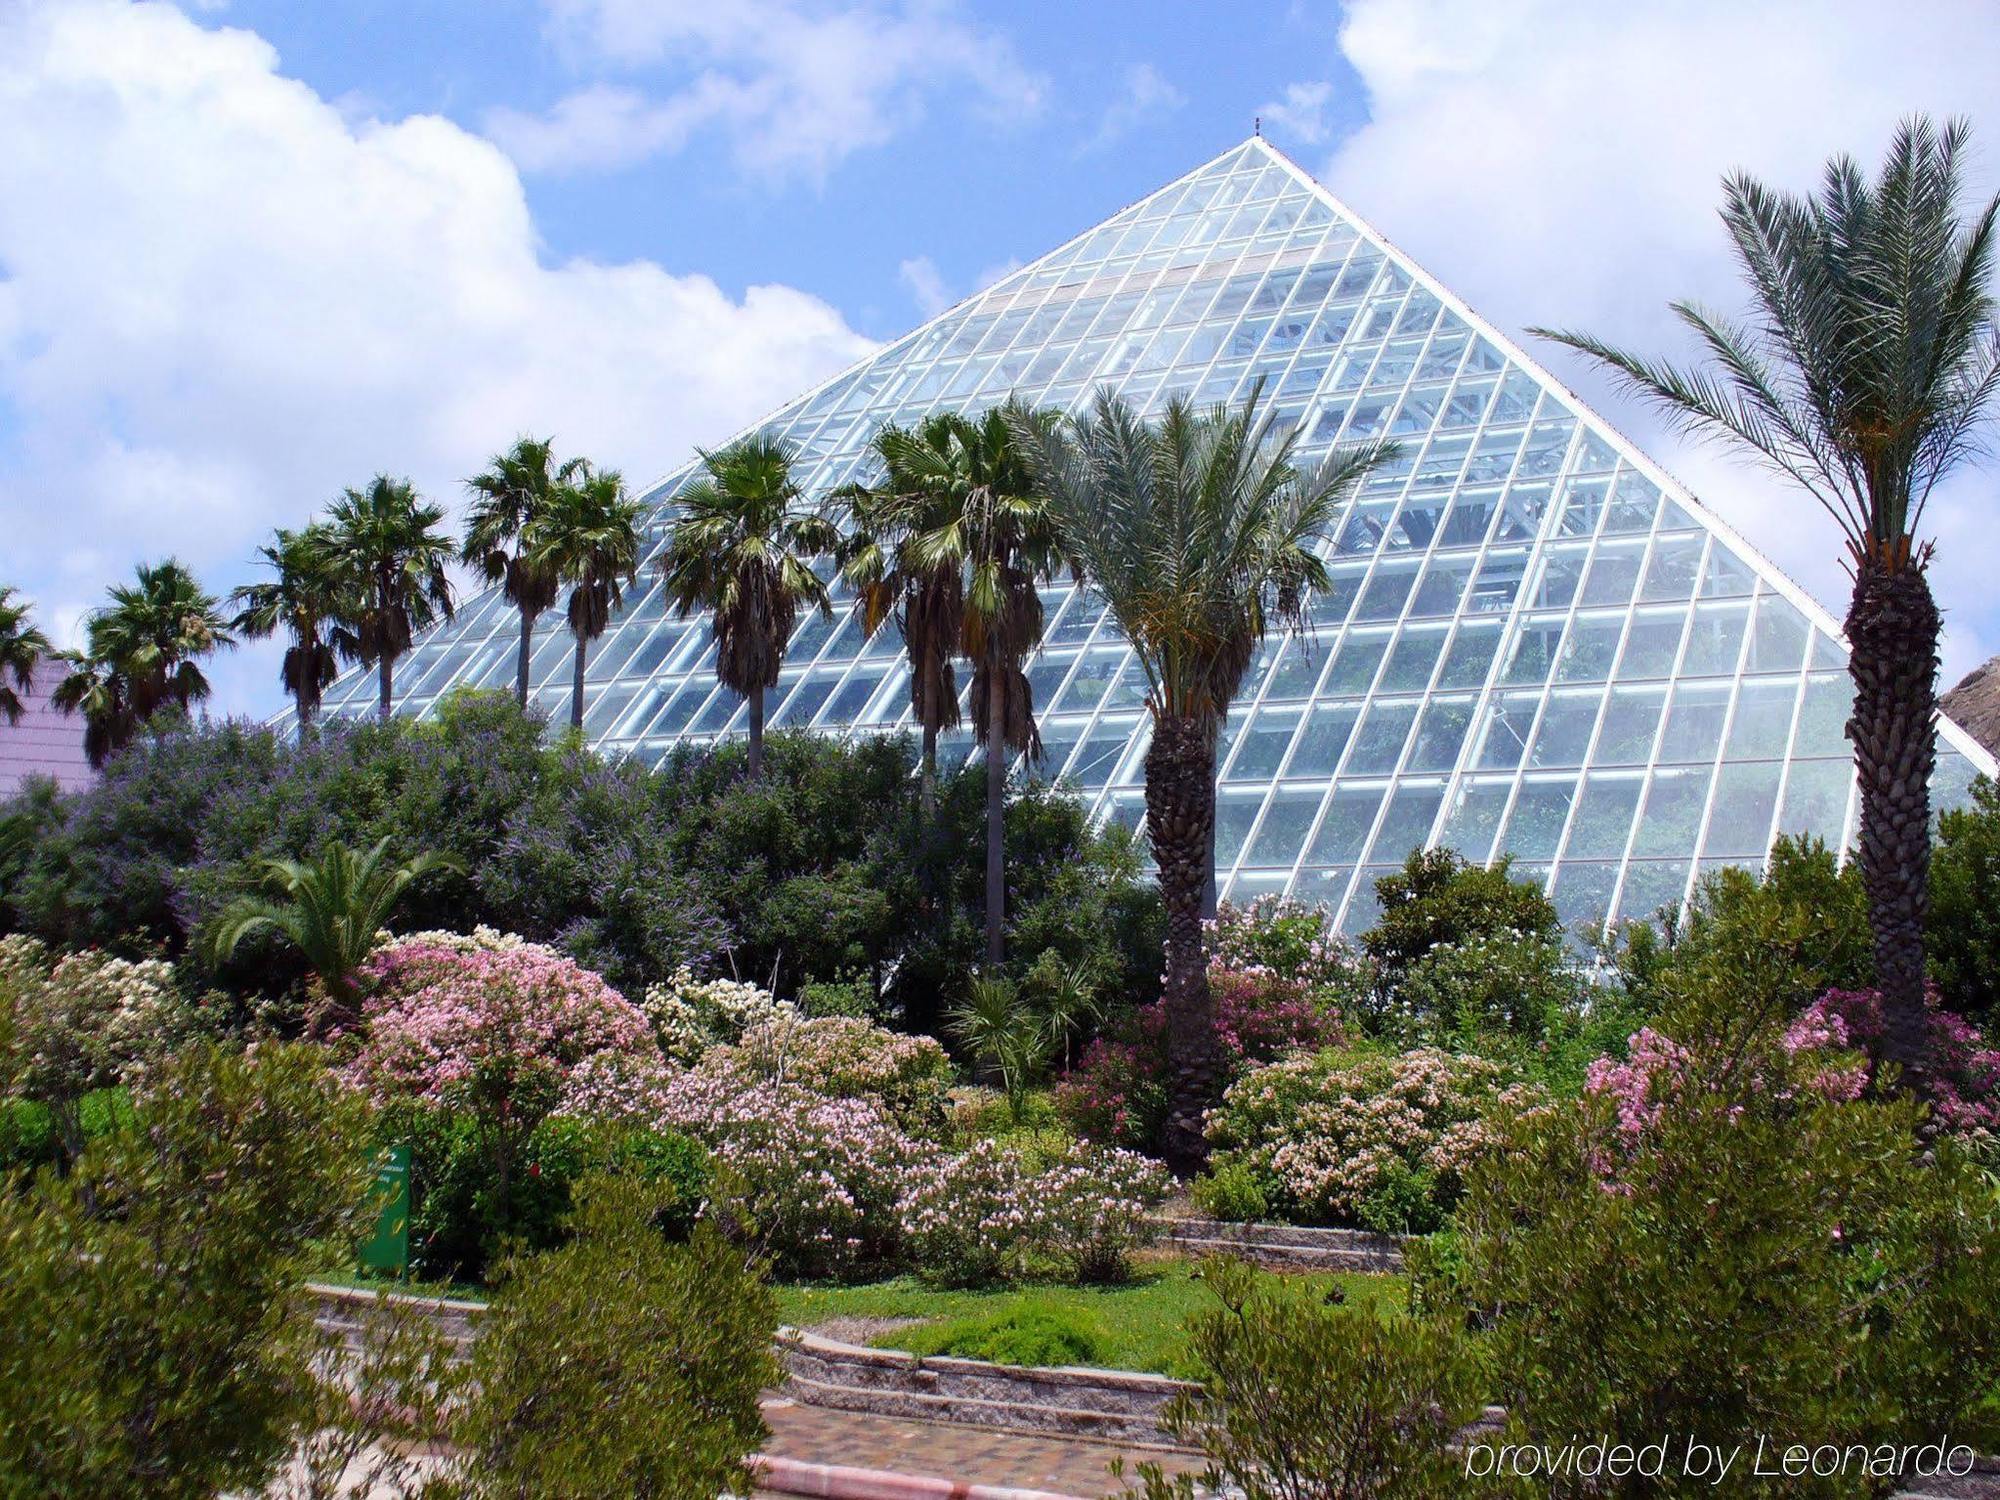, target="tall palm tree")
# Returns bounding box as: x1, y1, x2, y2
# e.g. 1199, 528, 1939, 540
0, 586, 51, 727
49, 651, 133, 769
229, 523, 349, 734
526, 463, 645, 730
1013, 386, 1392, 1172
209, 838, 460, 1035
463, 437, 573, 710
657, 433, 838, 781
324, 475, 457, 720
1535, 117, 2000, 1093
87, 559, 234, 721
